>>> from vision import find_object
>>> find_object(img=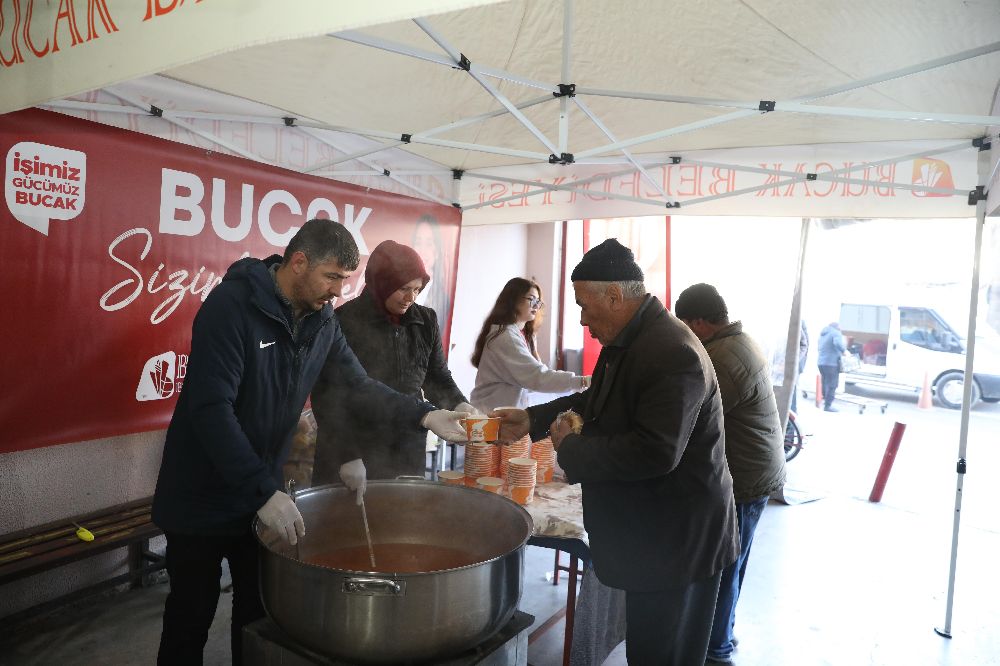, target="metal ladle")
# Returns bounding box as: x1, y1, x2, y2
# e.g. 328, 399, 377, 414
286, 479, 301, 561
359, 494, 376, 569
